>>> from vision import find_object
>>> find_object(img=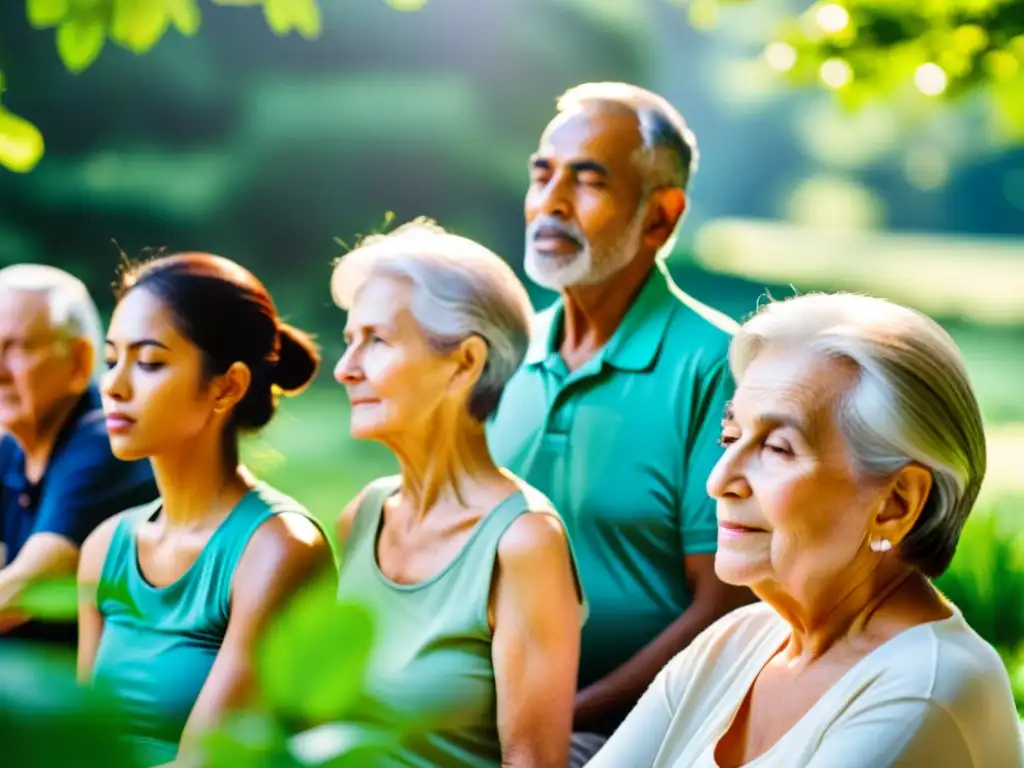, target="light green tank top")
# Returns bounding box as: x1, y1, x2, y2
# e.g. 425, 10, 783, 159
336, 475, 583, 767
91, 483, 318, 766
